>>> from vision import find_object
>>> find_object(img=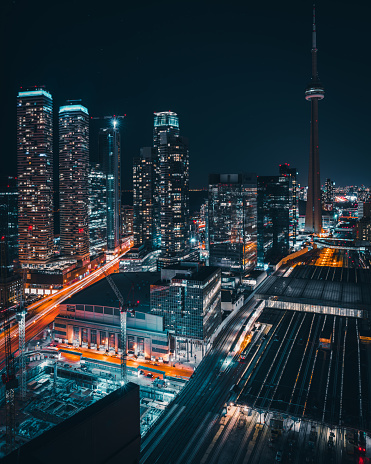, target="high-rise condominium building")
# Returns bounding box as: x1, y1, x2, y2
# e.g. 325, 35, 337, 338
17, 88, 54, 266
208, 173, 257, 273
257, 175, 290, 267
279, 163, 298, 244
133, 147, 156, 248
323, 178, 335, 211
59, 103, 90, 263
153, 112, 190, 267
99, 125, 121, 252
